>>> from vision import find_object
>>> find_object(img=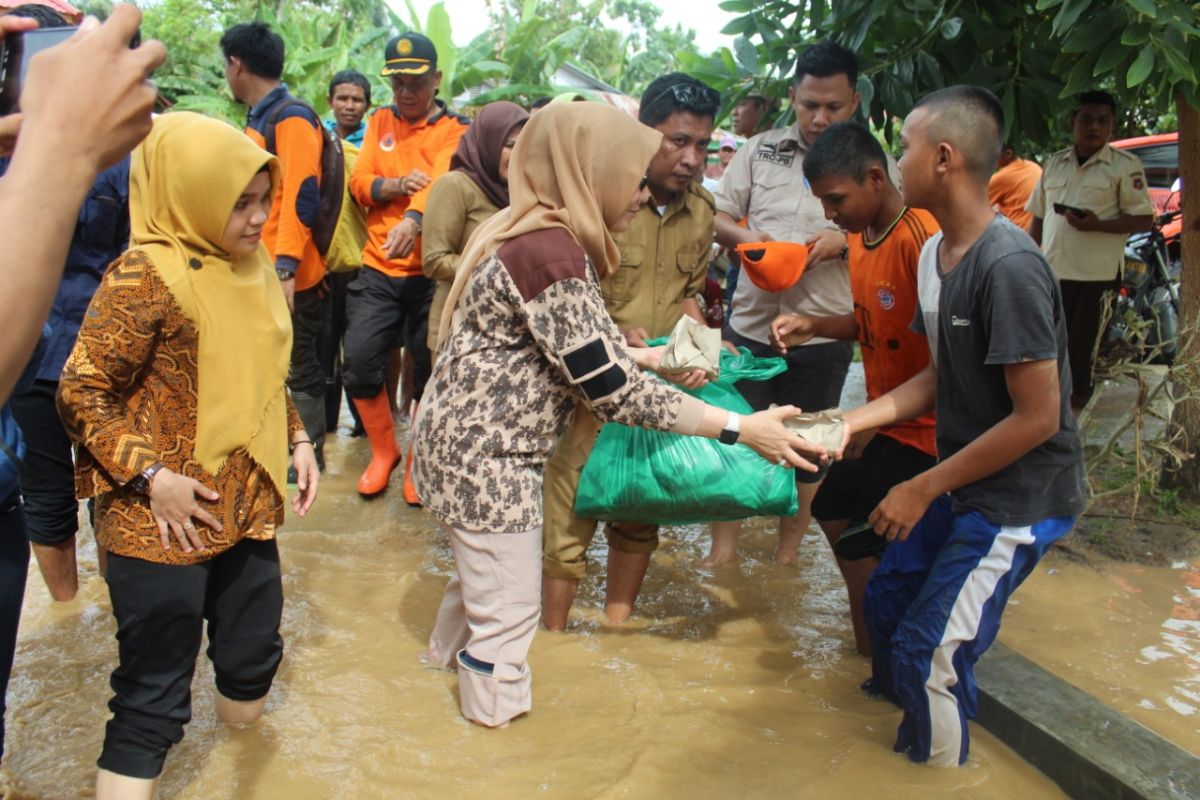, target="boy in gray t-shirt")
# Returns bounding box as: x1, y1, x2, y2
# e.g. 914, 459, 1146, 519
839, 86, 1085, 767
